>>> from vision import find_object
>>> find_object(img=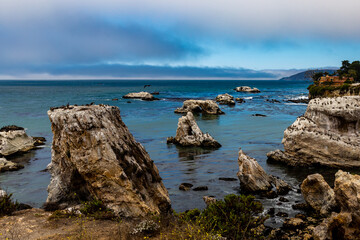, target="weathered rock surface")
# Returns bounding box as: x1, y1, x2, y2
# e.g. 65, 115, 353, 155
122, 91, 159, 101
268, 96, 360, 167
0, 157, 24, 172
235, 86, 261, 93
167, 112, 221, 148
301, 174, 336, 215
334, 170, 360, 214
0, 126, 36, 156
215, 93, 235, 105
46, 104, 171, 217
237, 150, 291, 194
174, 100, 224, 115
